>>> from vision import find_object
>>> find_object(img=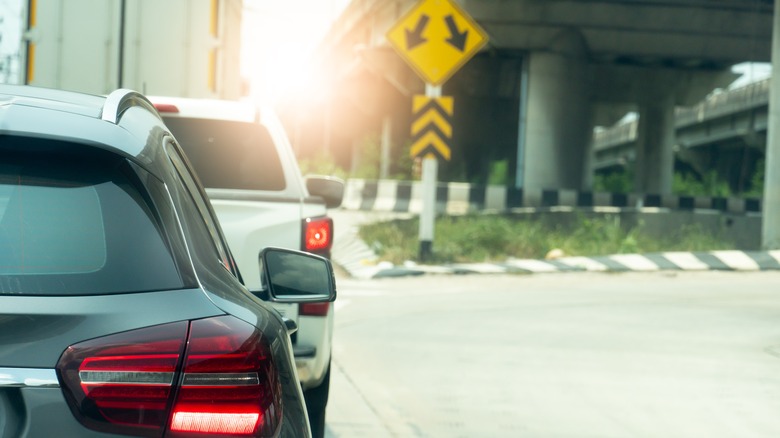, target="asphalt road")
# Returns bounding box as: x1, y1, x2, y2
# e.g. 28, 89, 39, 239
324, 271, 780, 438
